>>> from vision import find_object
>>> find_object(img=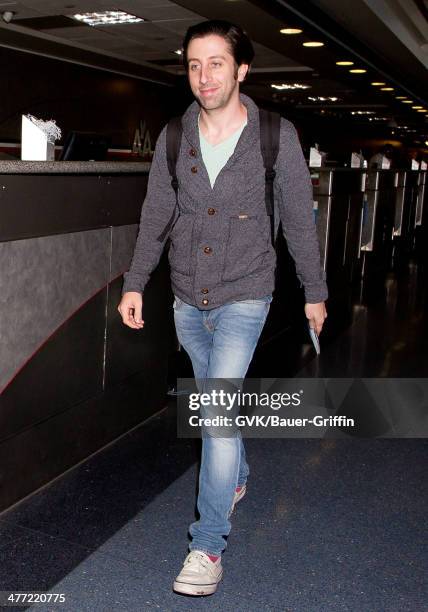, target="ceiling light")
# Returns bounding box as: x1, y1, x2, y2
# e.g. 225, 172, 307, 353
336, 61, 354, 66
1, 10, 14, 23
417, 109, 427, 112
395, 96, 407, 100
381, 87, 394, 91
72, 11, 144, 26
402, 100, 413, 103
303, 41, 324, 47
173, 49, 182, 55
271, 83, 310, 90
308, 96, 339, 102
351, 111, 376, 115
413, 106, 423, 109
280, 28, 303, 34
371, 82, 386, 86
350, 69, 367, 73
